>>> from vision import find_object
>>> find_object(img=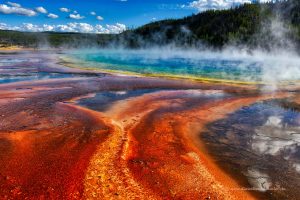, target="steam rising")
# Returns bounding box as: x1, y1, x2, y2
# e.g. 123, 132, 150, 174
66, 2, 300, 90
68, 47, 300, 89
